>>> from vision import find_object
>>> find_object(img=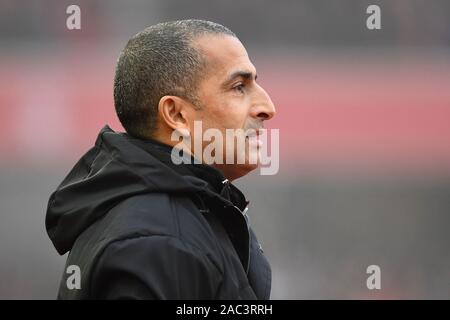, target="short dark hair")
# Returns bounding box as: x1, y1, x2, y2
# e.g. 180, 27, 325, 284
113, 19, 236, 139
